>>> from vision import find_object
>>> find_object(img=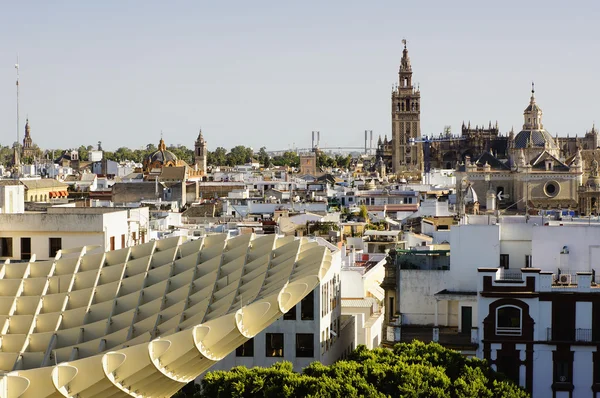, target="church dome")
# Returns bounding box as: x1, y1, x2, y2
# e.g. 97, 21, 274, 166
514, 129, 558, 149
146, 138, 178, 165
514, 83, 557, 149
